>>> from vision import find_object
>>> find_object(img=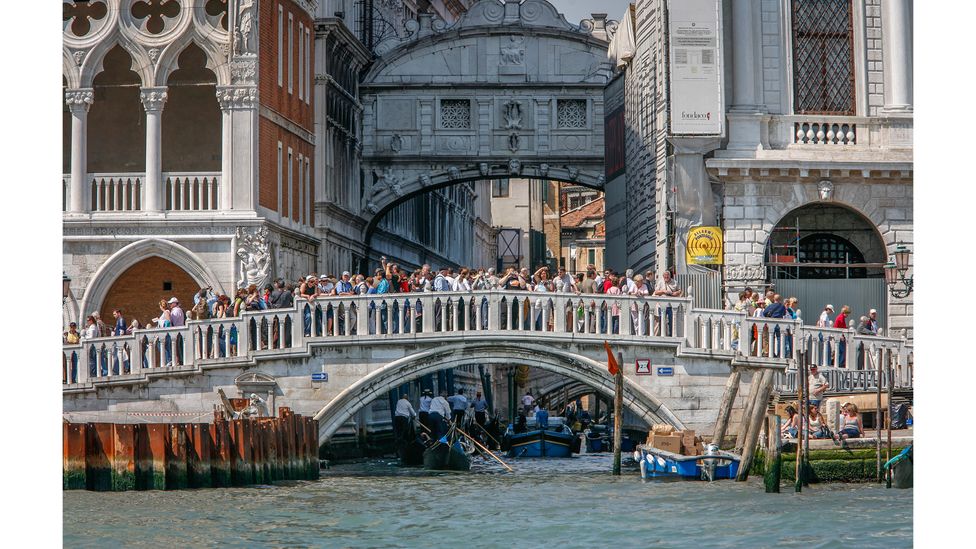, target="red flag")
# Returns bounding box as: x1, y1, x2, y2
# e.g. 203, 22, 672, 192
604, 341, 619, 376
